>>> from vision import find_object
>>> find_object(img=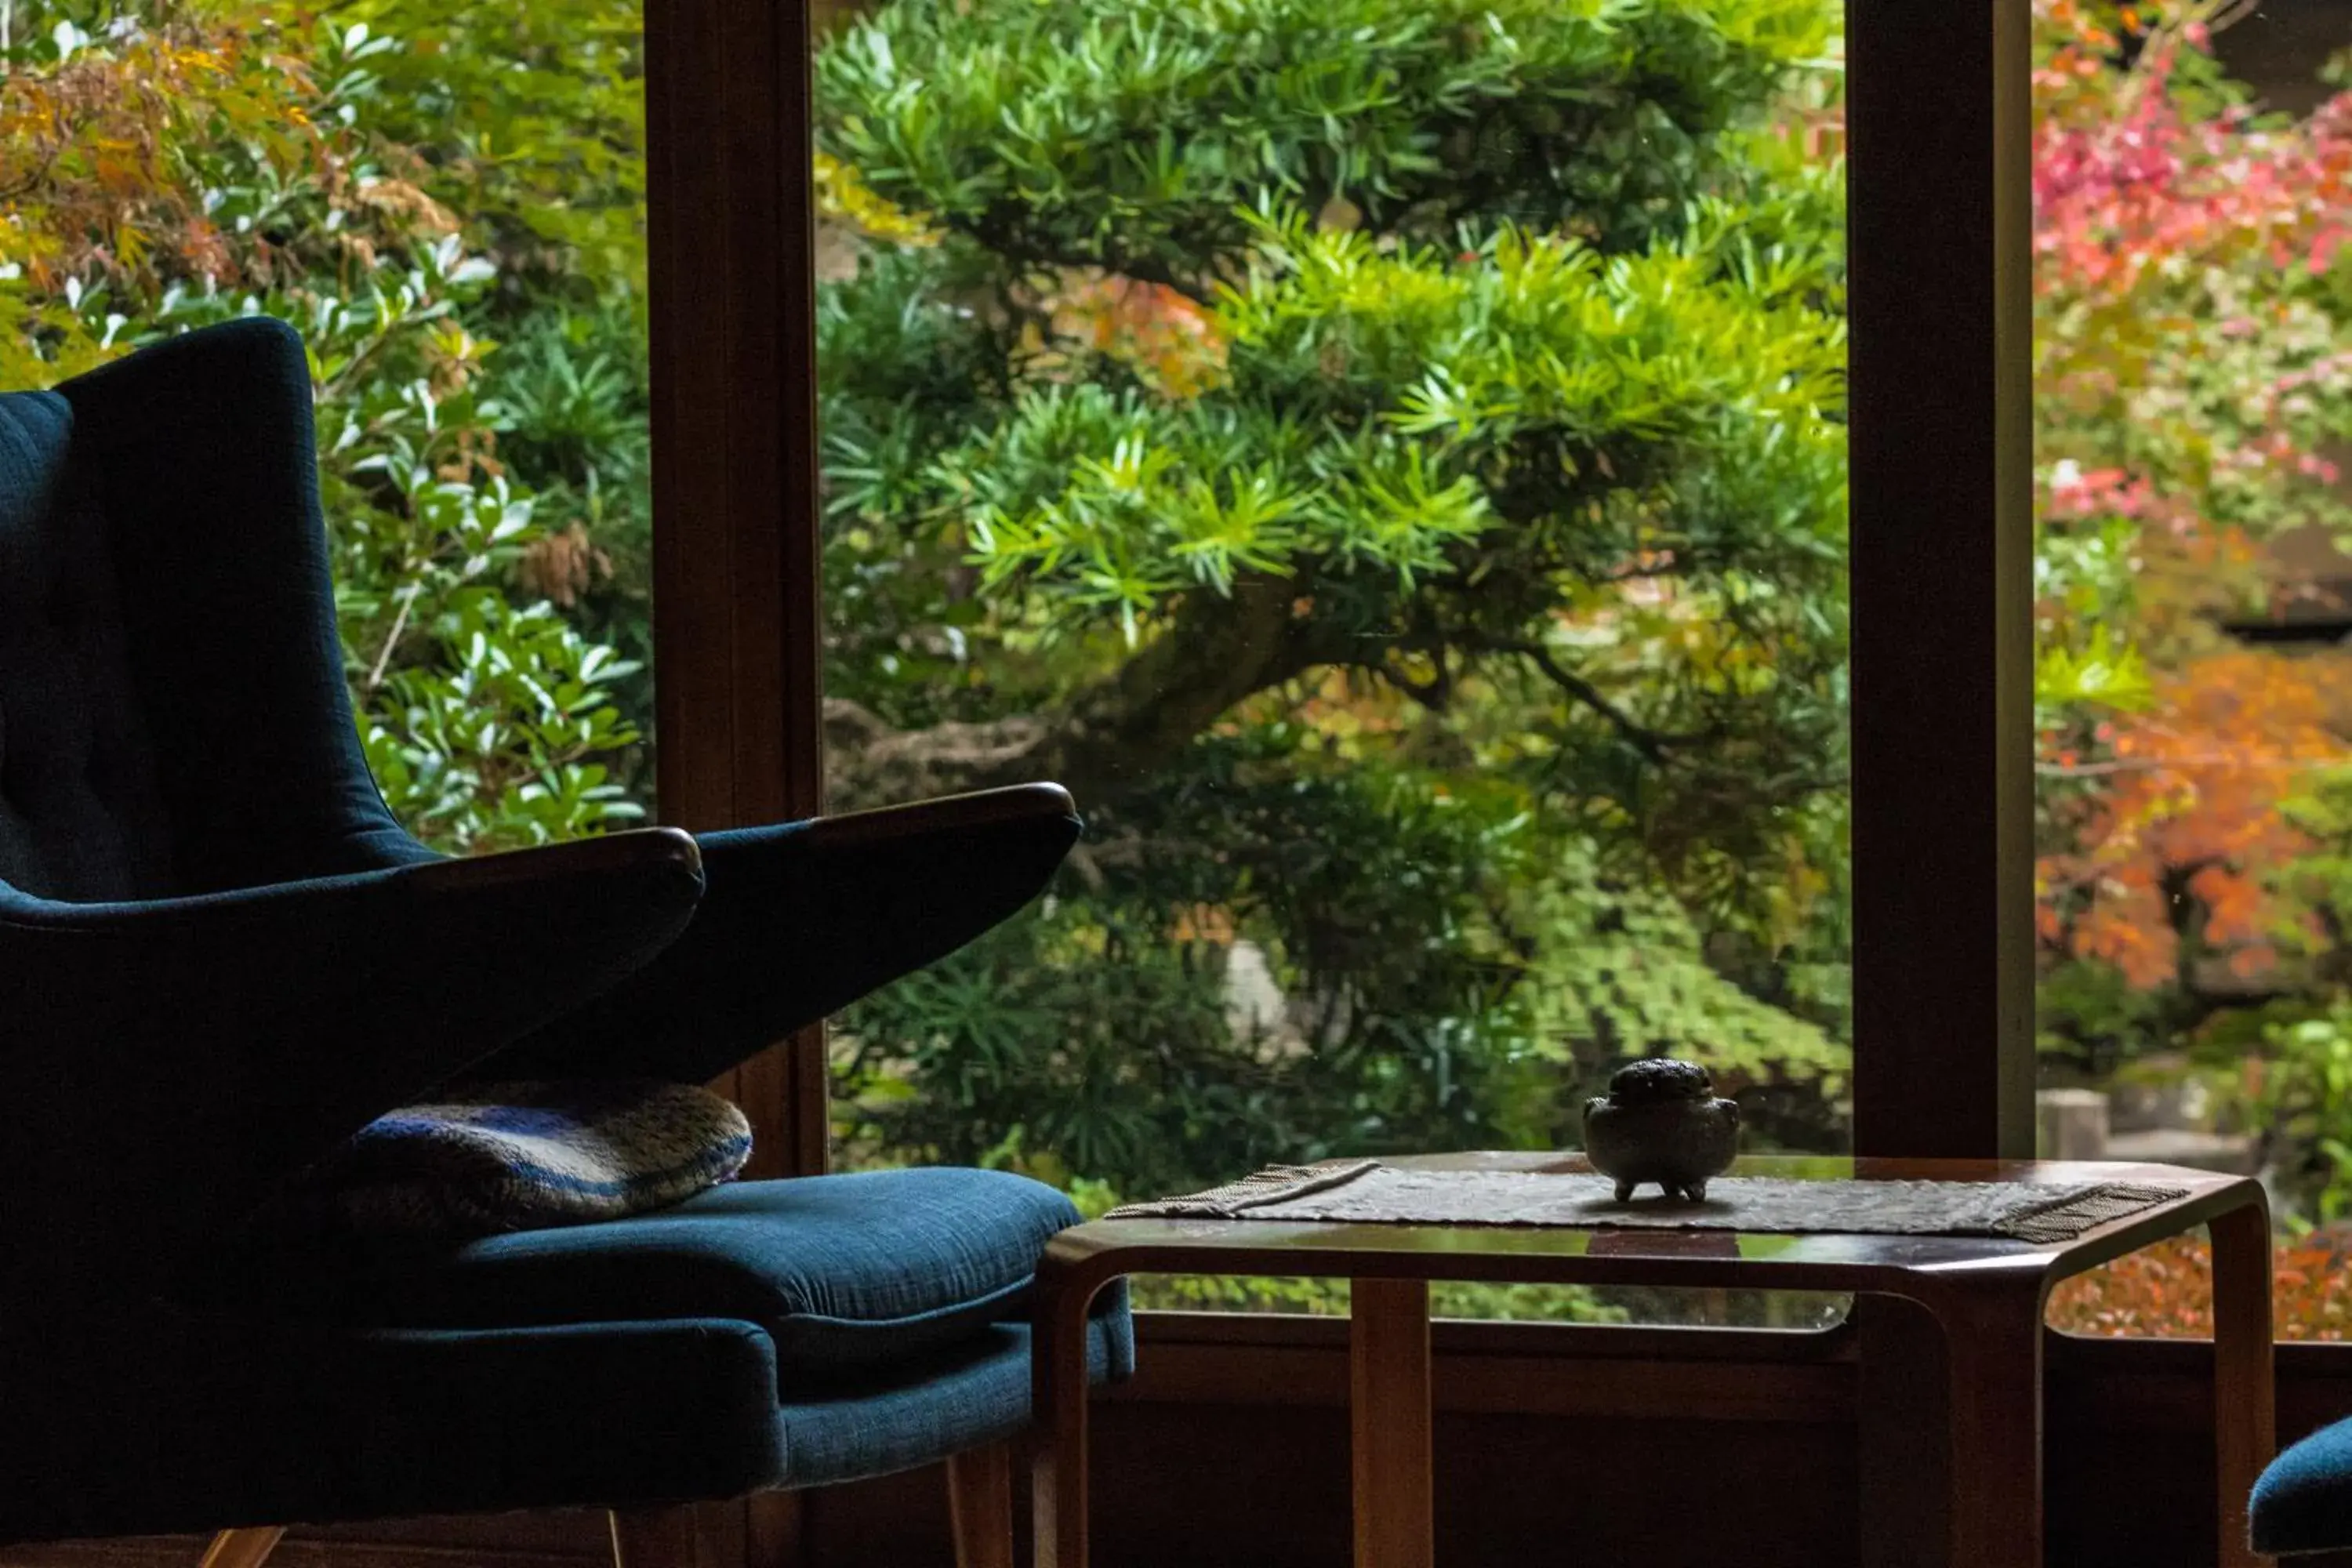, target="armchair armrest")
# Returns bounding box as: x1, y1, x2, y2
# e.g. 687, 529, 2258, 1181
402, 823, 702, 891
0, 828, 704, 1314
480, 785, 1083, 1086
793, 782, 1077, 851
